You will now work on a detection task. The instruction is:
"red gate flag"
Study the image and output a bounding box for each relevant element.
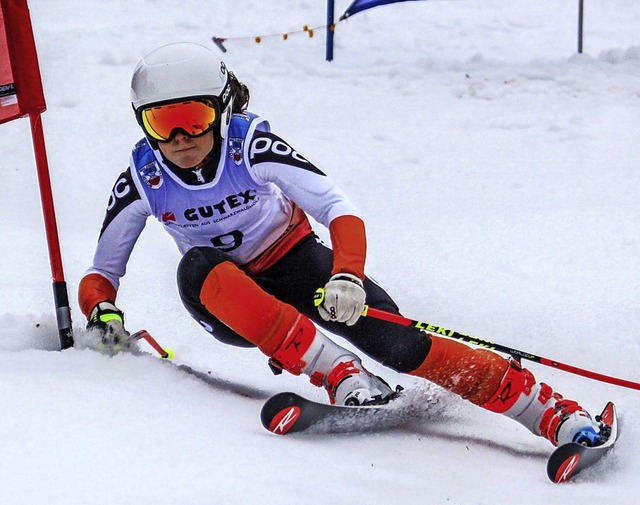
[0,0,74,349]
[0,0,45,125]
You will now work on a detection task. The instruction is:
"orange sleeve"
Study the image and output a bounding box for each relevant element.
[78,273,118,318]
[328,214,366,280]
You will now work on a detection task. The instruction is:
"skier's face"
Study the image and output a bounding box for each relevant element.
[157,131,214,169]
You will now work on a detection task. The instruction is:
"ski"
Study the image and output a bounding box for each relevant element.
[546,401,618,483]
[261,390,408,435]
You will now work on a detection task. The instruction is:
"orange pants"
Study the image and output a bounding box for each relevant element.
[199,261,303,357]
[410,335,509,406]
[200,260,510,406]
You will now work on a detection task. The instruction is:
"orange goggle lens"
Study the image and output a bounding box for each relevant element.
[139,98,219,142]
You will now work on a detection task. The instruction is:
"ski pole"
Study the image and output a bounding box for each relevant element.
[314,288,640,391]
[131,329,175,359]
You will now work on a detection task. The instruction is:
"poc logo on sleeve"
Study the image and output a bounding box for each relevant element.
[249,132,309,165]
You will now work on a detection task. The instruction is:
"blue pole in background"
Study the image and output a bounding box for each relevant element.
[326,0,335,61]
[577,0,584,53]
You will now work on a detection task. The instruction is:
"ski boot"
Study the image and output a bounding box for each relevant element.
[482,359,605,447]
[325,359,395,406]
[541,398,608,447]
[270,316,395,406]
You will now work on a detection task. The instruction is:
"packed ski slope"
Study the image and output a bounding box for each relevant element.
[1,0,639,503]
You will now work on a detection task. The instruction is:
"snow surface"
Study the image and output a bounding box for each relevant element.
[1,0,639,503]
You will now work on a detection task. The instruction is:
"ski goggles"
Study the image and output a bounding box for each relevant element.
[136,96,220,142]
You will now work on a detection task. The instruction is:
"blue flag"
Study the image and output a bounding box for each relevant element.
[340,0,426,20]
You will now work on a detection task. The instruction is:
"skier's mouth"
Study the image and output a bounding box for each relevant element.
[174,145,196,153]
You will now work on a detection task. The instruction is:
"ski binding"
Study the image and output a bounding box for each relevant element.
[547,401,618,483]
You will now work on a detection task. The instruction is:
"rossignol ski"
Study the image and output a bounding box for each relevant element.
[546,401,618,483]
[263,392,619,483]
[261,390,406,435]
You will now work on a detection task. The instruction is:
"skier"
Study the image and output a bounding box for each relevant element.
[79,42,605,448]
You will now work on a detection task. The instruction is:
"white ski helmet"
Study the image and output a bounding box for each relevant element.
[130,42,233,141]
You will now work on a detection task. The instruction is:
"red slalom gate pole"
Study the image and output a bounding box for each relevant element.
[29,111,73,349]
[362,306,640,391]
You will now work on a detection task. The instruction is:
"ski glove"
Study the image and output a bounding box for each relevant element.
[318,273,366,326]
[87,301,133,355]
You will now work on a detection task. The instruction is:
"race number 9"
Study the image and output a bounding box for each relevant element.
[210,230,244,252]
